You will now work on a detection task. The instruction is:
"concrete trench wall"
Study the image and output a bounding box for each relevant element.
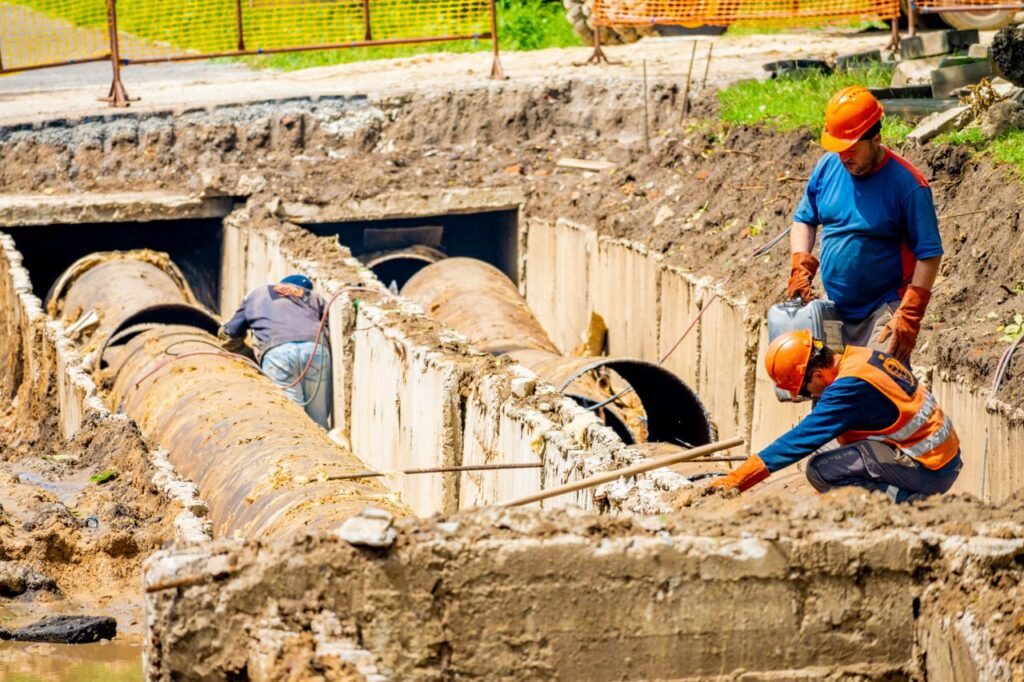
[223,208,689,516]
[0,230,211,545]
[522,217,1023,501]
[143,507,1024,681]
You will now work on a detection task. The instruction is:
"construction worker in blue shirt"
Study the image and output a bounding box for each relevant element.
[711,330,962,501]
[221,274,332,429]
[786,86,943,362]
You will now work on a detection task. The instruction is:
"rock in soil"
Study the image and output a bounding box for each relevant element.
[0,615,117,644]
[991,27,1024,87]
[0,562,58,597]
[980,100,1024,138]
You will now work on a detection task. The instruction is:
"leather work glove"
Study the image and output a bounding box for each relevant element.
[218,326,254,360]
[708,454,770,492]
[877,285,931,362]
[786,253,819,304]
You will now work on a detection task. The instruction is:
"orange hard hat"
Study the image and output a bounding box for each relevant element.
[821,85,884,153]
[764,330,815,399]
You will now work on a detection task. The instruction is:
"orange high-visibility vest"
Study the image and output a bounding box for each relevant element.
[835,347,960,470]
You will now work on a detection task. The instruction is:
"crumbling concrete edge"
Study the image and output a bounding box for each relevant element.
[0,231,213,545]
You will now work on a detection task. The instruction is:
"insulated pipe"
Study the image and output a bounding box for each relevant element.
[106,326,407,537]
[52,251,409,538]
[402,258,712,447]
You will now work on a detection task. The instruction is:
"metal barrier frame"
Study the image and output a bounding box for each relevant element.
[907,0,1024,35]
[0,0,506,106]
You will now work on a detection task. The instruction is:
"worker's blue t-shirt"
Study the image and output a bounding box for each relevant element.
[793,148,943,321]
[757,377,898,472]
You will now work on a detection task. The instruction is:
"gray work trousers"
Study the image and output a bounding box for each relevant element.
[806,440,962,503]
[842,300,899,353]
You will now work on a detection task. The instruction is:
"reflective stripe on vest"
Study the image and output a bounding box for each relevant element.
[837,347,959,470]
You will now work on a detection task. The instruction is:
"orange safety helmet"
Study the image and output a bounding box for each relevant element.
[821,85,884,153]
[764,330,816,399]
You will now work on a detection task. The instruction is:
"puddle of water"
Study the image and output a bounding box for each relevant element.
[14,470,90,508]
[0,640,143,681]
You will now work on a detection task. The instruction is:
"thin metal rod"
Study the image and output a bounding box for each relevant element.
[126,33,491,65]
[235,0,246,50]
[918,3,1023,10]
[678,40,698,124]
[328,462,543,481]
[362,0,372,40]
[489,0,506,78]
[701,41,713,89]
[497,436,745,507]
[104,0,132,107]
[642,59,650,152]
[0,55,111,75]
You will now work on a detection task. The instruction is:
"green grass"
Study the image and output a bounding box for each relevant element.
[718,68,1024,174]
[717,66,894,132]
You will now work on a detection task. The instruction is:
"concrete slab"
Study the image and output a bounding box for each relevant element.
[907,105,973,144]
[931,60,992,98]
[0,192,233,227]
[891,57,946,87]
[590,238,660,361]
[277,187,525,224]
[900,29,979,60]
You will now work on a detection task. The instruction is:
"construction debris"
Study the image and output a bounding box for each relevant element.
[980,101,1024,139]
[556,158,616,172]
[907,106,974,143]
[900,29,979,60]
[991,27,1024,88]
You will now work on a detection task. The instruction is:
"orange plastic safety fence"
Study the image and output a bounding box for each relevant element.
[593,0,899,27]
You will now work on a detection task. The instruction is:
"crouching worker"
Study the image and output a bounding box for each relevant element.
[712,330,962,502]
[220,274,333,429]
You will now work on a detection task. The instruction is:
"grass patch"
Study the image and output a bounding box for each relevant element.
[933,127,1024,177]
[717,66,894,132]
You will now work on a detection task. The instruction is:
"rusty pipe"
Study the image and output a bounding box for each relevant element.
[47,251,218,370]
[54,251,409,538]
[402,258,712,447]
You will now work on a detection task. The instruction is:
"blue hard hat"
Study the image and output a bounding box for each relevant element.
[281,274,313,290]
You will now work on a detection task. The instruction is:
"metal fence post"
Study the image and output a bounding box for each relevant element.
[489,0,507,79]
[362,0,373,40]
[235,0,246,50]
[102,0,134,106]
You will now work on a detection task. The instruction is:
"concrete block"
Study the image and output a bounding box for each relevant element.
[870,85,933,99]
[891,57,946,87]
[931,60,992,98]
[881,98,958,120]
[837,49,882,70]
[907,106,974,144]
[750,323,809,449]
[590,238,660,361]
[657,265,702,390]
[968,43,989,58]
[901,29,980,60]
[697,292,755,442]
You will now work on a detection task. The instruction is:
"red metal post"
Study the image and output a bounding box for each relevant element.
[235,0,246,50]
[363,0,373,41]
[489,0,506,79]
[102,0,135,107]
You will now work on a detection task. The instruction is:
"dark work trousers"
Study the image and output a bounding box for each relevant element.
[806,439,962,503]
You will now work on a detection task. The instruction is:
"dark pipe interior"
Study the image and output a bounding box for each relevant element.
[602,360,714,447]
[568,394,636,445]
[5,218,224,311]
[303,209,519,284]
[98,304,222,369]
[371,258,437,291]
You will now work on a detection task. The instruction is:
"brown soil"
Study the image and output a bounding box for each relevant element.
[0,411,178,634]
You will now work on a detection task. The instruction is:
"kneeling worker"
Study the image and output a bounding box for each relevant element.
[221,274,332,429]
[712,330,962,501]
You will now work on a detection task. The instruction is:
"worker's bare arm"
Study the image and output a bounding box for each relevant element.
[790,221,817,254]
[910,255,942,291]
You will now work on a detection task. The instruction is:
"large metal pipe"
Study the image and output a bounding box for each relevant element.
[53,251,409,538]
[402,258,712,447]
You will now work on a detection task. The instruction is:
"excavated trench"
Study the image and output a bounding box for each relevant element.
[0,80,1022,679]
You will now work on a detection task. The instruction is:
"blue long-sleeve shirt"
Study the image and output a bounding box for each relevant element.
[793,148,944,321]
[223,284,328,358]
[757,377,899,472]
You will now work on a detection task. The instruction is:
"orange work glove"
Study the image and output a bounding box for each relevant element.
[708,454,770,492]
[877,285,931,362]
[786,253,819,303]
